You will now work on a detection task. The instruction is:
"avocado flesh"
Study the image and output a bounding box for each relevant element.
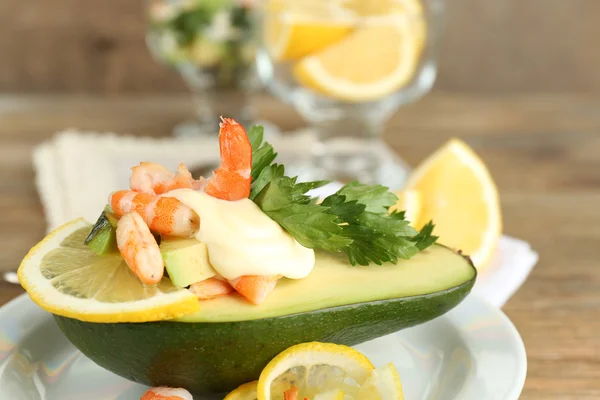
[84,210,118,255]
[160,238,216,288]
[53,245,476,394]
[179,244,474,322]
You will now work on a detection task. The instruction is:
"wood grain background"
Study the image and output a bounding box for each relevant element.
[1,0,600,93]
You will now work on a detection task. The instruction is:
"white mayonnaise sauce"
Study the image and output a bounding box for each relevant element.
[165,189,315,280]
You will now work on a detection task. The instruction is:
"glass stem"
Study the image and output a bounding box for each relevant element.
[311,116,384,184]
[307,114,411,188]
[178,65,255,134]
[188,86,254,127]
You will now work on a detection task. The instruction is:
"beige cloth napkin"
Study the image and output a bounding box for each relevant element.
[33,129,538,308]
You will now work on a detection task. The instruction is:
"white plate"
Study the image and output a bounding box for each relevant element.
[0,294,526,399]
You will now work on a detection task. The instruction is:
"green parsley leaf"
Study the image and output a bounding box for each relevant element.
[341,226,419,266]
[358,212,418,238]
[247,125,264,150]
[320,191,422,266]
[247,125,437,266]
[411,221,438,251]
[250,163,285,201]
[268,204,352,252]
[337,182,399,214]
[254,176,296,211]
[254,178,351,252]
[248,125,278,182]
[320,194,365,220]
[292,180,330,202]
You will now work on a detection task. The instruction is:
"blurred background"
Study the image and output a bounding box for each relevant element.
[1,0,599,94]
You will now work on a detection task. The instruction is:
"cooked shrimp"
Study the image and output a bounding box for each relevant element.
[174,163,206,191]
[204,117,252,201]
[116,212,164,285]
[284,386,299,400]
[201,117,282,304]
[229,275,281,305]
[189,277,234,300]
[110,190,199,237]
[140,386,193,400]
[130,162,205,195]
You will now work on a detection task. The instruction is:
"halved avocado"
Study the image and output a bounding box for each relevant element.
[54,245,476,395]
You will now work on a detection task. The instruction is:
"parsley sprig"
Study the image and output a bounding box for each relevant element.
[247,125,438,266]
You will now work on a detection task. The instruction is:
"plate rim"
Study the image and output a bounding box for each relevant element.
[1,293,527,399]
[443,294,528,400]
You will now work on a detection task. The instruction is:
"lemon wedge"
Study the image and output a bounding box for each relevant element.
[293,16,420,102]
[225,380,344,400]
[405,139,502,268]
[357,363,404,400]
[17,218,199,323]
[257,342,374,400]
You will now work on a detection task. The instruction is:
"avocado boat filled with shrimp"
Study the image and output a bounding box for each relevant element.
[19,118,476,394]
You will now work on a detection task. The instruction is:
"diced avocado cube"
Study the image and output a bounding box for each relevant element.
[103,205,119,227]
[85,208,118,255]
[160,239,216,288]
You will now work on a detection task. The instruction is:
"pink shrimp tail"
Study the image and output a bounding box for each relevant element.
[204,117,252,201]
[230,275,281,305]
[284,386,300,400]
[189,277,234,300]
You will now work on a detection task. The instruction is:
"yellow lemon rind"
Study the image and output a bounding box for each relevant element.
[17,218,200,323]
[257,342,375,400]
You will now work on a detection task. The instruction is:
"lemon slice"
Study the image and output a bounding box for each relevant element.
[390,189,421,226]
[394,0,427,54]
[18,218,199,323]
[257,342,374,400]
[264,1,355,61]
[343,0,427,61]
[224,381,343,400]
[356,363,404,400]
[293,16,420,102]
[405,139,502,268]
[313,389,345,400]
[225,381,258,400]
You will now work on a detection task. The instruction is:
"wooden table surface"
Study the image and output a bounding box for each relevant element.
[1,93,599,399]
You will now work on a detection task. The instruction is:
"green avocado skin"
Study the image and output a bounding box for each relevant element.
[53,278,474,395]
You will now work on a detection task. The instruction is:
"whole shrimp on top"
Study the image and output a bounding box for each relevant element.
[110,117,281,304]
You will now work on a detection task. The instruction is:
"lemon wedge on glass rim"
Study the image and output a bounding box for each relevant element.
[344,0,427,52]
[256,342,404,400]
[264,0,355,61]
[17,218,199,323]
[293,15,421,103]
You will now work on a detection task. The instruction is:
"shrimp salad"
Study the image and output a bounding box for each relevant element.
[88,117,315,306]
